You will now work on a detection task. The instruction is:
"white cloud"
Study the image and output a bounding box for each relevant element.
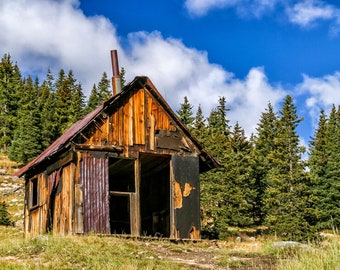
[298,72,340,126]
[184,0,283,18]
[124,31,286,137]
[184,0,340,31]
[0,0,121,94]
[287,0,335,27]
[0,0,287,138]
[184,0,239,16]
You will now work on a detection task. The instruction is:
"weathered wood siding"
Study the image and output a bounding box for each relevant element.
[24,163,77,237]
[85,88,185,156]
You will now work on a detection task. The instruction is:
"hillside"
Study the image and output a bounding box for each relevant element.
[0,154,24,227]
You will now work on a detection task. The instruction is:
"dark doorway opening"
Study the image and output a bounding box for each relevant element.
[109,194,131,234]
[109,157,135,234]
[140,154,170,237]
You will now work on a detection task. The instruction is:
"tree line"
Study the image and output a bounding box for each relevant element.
[0,54,117,164]
[0,53,338,241]
[178,94,340,241]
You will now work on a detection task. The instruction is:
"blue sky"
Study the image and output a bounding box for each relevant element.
[1,0,340,148]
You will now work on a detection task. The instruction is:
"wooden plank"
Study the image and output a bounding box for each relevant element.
[74,183,84,234]
[129,94,134,146]
[133,89,145,145]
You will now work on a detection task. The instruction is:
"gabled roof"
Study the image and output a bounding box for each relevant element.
[15,76,220,178]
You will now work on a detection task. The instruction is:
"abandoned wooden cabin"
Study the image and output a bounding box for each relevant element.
[15,50,220,239]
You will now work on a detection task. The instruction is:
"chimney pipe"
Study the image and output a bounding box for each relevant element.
[110,50,122,96]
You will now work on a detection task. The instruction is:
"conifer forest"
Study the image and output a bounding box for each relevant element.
[1,53,339,241]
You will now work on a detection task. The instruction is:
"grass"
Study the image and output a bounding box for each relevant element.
[0,227,195,269]
[276,240,340,270]
[1,154,340,269]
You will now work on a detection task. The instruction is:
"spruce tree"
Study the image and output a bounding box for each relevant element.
[85,84,100,114]
[0,200,11,226]
[68,71,85,125]
[253,102,278,224]
[315,106,340,230]
[97,72,112,103]
[0,54,22,152]
[308,110,328,229]
[8,76,42,163]
[192,104,206,143]
[263,95,314,240]
[177,96,194,128]
[39,78,58,149]
[200,97,231,238]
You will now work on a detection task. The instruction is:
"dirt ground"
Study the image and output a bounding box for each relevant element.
[137,239,277,269]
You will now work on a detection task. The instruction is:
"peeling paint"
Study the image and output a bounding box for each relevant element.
[189,225,200,239]
[174,181,182,209]
[183,183,195,197]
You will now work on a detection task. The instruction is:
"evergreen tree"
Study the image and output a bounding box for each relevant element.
[97,72,112,103]
[68,71,85,125]
[308,110,328,229]
[0,54,22,151]
[120,67,126,87]
[177,96,194,128]
[263,95,314,241]
[8,76,42,163]
[85,84,100,113]
[39,78,58,149]
[192,104,206,142]
[220,123,256,229]
[55,69,71,134]
[253,102,278,224]
[55,69,84,134]
[312,106,340,230]
[0,200,11,226]
[200,97,231,238]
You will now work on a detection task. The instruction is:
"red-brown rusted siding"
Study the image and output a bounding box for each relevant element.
[80,155,110,234]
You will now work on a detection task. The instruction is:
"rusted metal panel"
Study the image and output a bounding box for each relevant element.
[80,155,110,234]
[172,155,200,239]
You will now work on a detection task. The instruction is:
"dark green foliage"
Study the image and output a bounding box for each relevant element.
[200,98,257,239]
[177,96,194,129]
[262,95,314,241]
[85,72,112,114]
[8,76,43,163]
[309,107,340,231]
[97,72,112,103]
[0,201,11,226]
[0,54,22,152]
[253,103,278,224]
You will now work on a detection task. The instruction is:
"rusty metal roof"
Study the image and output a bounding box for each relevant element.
[15,76,220,178]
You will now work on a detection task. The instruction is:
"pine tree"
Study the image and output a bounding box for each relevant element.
[263,95,314,241]
[0,54,22,152]
[68,71,85,125]
[221,123,256,228]
[0,200,11,226]
[97,72,112,103]
[177,96,194,128]
[313,106,340,230]
[85,84,100,113]
[8,76,42,163]
[192,104,206,143]
[39,77,58,149]
[308,110,328,229]
[253,102,278,224]
[120,67,126,87]
[200,97,231,238]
